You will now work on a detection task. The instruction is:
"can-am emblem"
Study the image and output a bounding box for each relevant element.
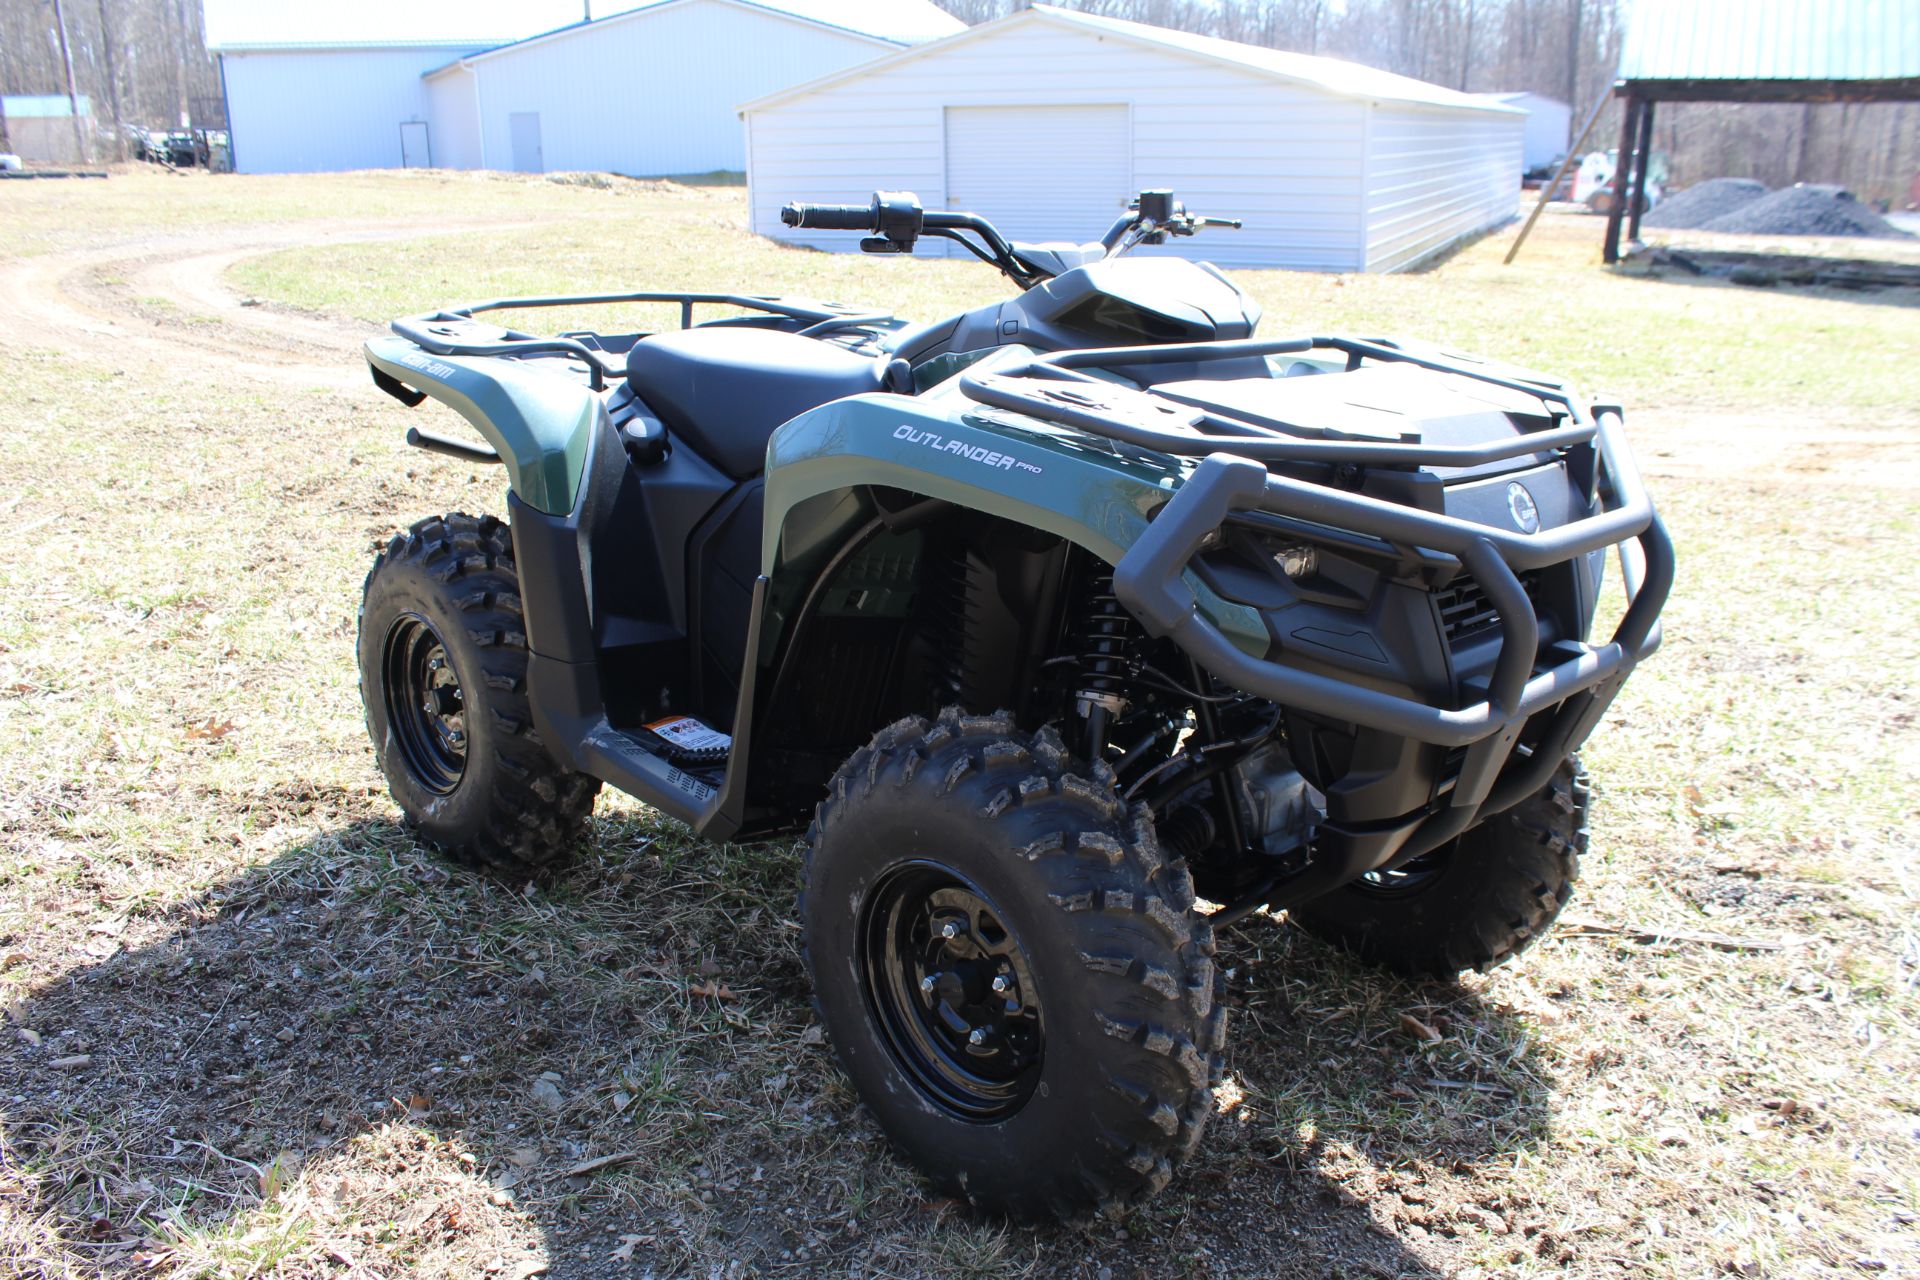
[1507,481,1541,533]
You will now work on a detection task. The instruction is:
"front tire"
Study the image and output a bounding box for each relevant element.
[358,513,600,875]
[1287,757,1588,979]
[802,708,1224,1220]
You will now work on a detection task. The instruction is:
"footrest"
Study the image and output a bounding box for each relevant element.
[575,722,726,823]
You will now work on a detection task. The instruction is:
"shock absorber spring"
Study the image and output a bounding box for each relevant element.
[1075,571,1133,722]
[1155,803,1218,860]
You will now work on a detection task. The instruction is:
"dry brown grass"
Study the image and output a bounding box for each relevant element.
[1,172,1916,1278]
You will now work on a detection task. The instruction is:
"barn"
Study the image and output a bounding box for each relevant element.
[742,6,1526,273]
[204,0,961,176]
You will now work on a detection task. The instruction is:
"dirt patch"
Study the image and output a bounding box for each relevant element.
[541,173,704,196]
[1628,407,1920,488]
[0,218,547,390]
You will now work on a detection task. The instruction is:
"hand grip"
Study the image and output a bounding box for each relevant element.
[780,201,875,231]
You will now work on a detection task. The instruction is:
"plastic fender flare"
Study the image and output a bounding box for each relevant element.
[364,337,600,516]
[758,393,1270,658]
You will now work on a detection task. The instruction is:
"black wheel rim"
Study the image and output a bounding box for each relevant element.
[382,613,468,795]
[859,861,1044,1122]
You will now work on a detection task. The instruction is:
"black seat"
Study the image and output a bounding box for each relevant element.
[625,327,889,478]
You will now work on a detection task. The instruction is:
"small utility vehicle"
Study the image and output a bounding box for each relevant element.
[358,190,1670,1218]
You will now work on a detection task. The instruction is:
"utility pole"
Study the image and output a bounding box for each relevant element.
[50,0,90,163]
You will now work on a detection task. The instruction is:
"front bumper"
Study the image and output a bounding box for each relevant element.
[961,335,1672,897]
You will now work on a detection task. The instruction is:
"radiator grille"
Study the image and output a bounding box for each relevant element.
[1434,571,1541,644]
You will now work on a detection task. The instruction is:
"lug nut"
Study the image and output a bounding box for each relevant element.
[940,921,959,940]
[967,1028,987,1046]
[920,975,937,995]
[991,975,1010,994]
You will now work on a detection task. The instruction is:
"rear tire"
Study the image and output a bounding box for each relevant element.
[801,708,1224,1220]
[358,513,600,876]
[1286,757,1587,979]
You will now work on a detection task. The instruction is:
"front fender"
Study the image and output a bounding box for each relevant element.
[365,337,599,516]
[760,391,1268,657]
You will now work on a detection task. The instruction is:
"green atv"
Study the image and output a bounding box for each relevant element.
[358,190,1671,1218]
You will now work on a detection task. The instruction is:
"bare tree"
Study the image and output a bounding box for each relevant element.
[94,0,124,155]
[0,0,221,138]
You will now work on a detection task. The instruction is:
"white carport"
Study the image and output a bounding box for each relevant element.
[742,6,1526,272]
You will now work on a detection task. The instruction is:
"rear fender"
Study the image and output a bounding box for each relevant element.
[365,337,600,516]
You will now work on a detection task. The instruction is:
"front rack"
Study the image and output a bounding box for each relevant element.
[958,334,1673,841]
[959,334,1595,467]
[390,290,889,391]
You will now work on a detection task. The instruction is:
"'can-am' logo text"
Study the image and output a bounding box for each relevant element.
[397,351,457,380]
[894,425,1043,475]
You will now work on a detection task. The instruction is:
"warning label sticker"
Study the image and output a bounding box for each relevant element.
[645,716,732,754]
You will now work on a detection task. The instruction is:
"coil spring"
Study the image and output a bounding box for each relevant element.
[1156,804,1217,860]
[1077,572,1133,709]
[935,550,969,703]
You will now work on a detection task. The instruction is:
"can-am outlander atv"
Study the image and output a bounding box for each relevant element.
[358,190,1671,1218]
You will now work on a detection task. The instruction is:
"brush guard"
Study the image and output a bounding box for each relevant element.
[959,336,1673,905]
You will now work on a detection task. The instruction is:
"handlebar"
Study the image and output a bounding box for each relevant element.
[1102,192,1243,251]
[779,188,1240,288]
[780,201,874,231]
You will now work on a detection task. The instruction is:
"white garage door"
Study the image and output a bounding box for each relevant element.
[943,104,1132,254]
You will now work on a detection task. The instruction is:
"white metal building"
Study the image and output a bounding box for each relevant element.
[204,1,548,174]
[743,6,1527,273]
[424,0,959,174]
[1474,91,1572,171]
[203,0,961,176]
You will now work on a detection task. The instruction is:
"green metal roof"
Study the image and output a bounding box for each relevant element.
[1620,0,1920,82]
[2,94,91,118]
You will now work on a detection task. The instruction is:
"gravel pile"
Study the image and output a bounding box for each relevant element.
[1700,183,1912,239]
[1642,178,1769,229]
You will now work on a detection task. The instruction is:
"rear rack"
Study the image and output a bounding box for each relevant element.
[959,334,1673,831]
[390,290,889,391]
